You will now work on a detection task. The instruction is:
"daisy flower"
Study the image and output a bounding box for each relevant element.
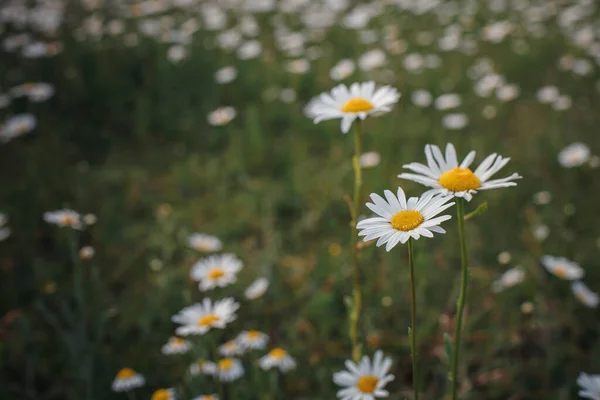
[398,143,522,201]
[259,348,297,372]
[356,188,454,252]
[0,113,37,143]
[236,330,269,350]
[577,373,600,399]
[161,336,191,355]
[491,267,525,293]
[192,395,219,400]
[333,350,394,399]
[111,368,145,392]
[244,277,269,300]
[190,254,243,291]
[172,298,239,336]
[187,233,223,252]
[189,359,217,376]
[558,142,590,168]
[219,340,245,357]
[216,358,244,382]
[572,281,599,308]
[151,388,176,400]
[43,209,83,229]
[541,255,584,280]
[306,81,400,133]
[208,106,236,126]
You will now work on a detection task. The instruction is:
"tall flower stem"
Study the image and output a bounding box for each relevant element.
[451,198,469,400]
[407,238,419,400]
[349,119,364,362]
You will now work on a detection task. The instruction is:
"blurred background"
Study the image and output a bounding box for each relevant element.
[1,0,600,399]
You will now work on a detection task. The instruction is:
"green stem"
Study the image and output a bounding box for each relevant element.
[349,120,364,362]
[408,238,419,400]
[211,340,225,400]
[451,198,469,400]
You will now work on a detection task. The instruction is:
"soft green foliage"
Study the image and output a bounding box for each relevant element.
[1,1,600,399]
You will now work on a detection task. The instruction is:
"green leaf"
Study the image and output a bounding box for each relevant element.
[444,333,454,362]
[464,201,488,220]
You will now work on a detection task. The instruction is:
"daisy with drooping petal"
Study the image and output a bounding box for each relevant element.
[259,348,296,372]
[541,255,584,280]
[572,281,599,308]
[356,188,454,252]
[43,210,83,229]
[333,350,394,399]
[190,254,243,291]
[161,336,191,355]
[244,277,269,300]
[111,368,145,392]
[236,330,269,350]
[577,373,600,399]
[189,359,217,376]
[187,233,223,252]
[306,81,400,133]
[151,388,176,400]
[219,340,245,357]
[172,298,239,336]
[192,395,219,400]
[398,143,522,201]
[216,358,244,382]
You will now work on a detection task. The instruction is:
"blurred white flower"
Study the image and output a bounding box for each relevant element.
[496,84,520,102]
[162,337,191,355]
[187,233,223,252]
[44,210,82,229]
[219,340,245,357]
[208,107,236,126]
[358,49,386,71]
[216,358,244,382]
[237,40,262,60]
[259,348,296,372]
[558,142,590,168]
[403,53,424,72]
[286,58,310,74]
[533,224,550,241]
[572,282,599,308]
[172,298,239,336]
[236,330,269,350]
[189,359,217,376]
[111,368,145,392]
[190,254,243,291]
[491,267,525,293]
[79,246,95,260]
[215,66,237,84]
[541,255,584,280]
[442,113,469,130]
[279,88,296,103]
[577,373,600,400]
[536,86,559,103]
[330,59,355,81]
[333,350,394,398]
[167,45,187,63]
[434,93,461,110]
[245,277,269,300]
[217,29,242,51]
[552,95,572,111]
[359,152,380,168]
[533,191,552,205]
[0,114,37,143]
[411,90,432,107]
[497,251,511,264]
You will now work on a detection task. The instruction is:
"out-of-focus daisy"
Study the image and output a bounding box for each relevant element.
[215,66,237,84]
[359,152,381,168]
[190,253,243,291]
[286,58,310,74]
[358,49,386,71]
[187,233,223,252]
[208,106,236,126]
[577,373,600,399]
[306,81,400,133]
[441,113,469,130]
[333,350,394,399]
[356,188,454,251]
[161,336,191,355]
[79,246,95,260]
[172,298,239,336]
[192,395,219,400]
[541,255,584,280]
[167,45,187,63]
[111,368,145,392]
[189,359,217,376]
[496,84,520,102]
[411,90,432,107]
[151,388,176,400]
[237,40,262,60]
[398,143,522,201]
[216,358,244,382]
[572,282,599,308]
[536,86,559,103]
[245,277,269,299]
[533,224,550,241]
[552,95,572,111]
[491,267,525,293]
[236,330,269,350]
[330,59,355,81]
[259,348,296,372]
[533,191,552,205]
[0,113,37,143]
[43,210,83,229]
[434,93,461,110]
[219,340,245,357]
[558,143,590,168]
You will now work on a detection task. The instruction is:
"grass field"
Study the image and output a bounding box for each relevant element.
[2,0,600,399]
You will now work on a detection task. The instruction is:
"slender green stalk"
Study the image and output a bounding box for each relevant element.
[349,120,364,362]
[451,198,469,400]
[407,238,419,400]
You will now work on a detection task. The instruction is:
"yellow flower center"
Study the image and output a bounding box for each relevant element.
[172,337,185,345]
[390,210,424,231]
[60,215,76,226]
[553,266,569,279]
[205,396,215,400]
[208,268,225,279]
[341,97,374,113]
[247,330,261,339]
[197,314,220,327]
[438,167,481,192]
[269,348,287,359]
[224,340,236,349]
[357,375,379,393]
[116,368,136,379]
[151,389,171,400]
[218,358,234,370]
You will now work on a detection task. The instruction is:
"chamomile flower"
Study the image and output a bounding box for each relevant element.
[189,359,217,376]
[111,368,145,392]
[151,388,175,400]
[161,336,191,355]
[333,350,394,399]
[244,277,269,299]
[187,233,223,252]
[259,348,297,372]
[359,152,381,168]
[172,298,239,336]
[398,143,522,201]
[558,143,590,168]
[216,358,244,382]
[236,330,269,350]
[572,281,599,308]
[541,255,584,280]
[190,253,243,291]
[491,267,525,293]
[577,373,600,399]
[356,188,454,251]
[208,106,236,126]
[306,82,400,133]
[0,113,37,143]
[43,210,83,229]
[219,340,245,357]
[192,395,219,400]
